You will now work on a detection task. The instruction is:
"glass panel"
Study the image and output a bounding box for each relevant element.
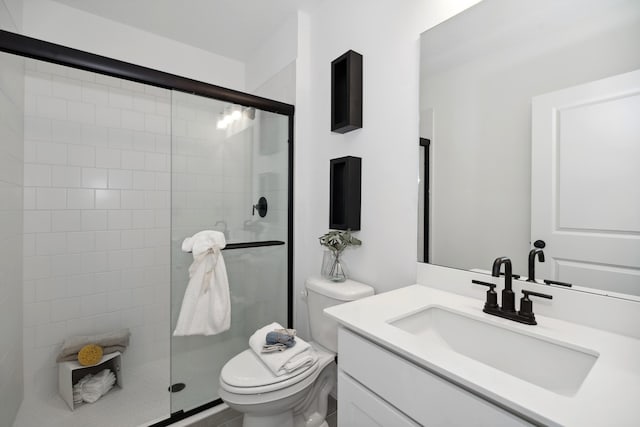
[170,91,289,413]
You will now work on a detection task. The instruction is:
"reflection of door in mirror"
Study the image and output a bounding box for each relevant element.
[531,70,640,296]
[418,137,431,263]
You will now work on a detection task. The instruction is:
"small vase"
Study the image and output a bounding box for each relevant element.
[321,250,347,282]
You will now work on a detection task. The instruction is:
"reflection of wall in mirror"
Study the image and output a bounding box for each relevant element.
[419,0,640,282]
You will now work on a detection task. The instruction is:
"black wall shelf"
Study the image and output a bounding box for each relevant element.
[330,156,361,230]
[331,50,362,133]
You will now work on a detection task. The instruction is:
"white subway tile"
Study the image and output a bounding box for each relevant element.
[155,246,170,266]
[121,190,146,209]
[25,70,52,96]
[132,131,156,152]
[108,249,132,270]
[67,144,95,167]
[50,297,82,322]
[50,253,78,277]
[132,171,156,190]
[120,80,147,94]
[65,317,97,338]
[109,87,133,109]
[94,230,120,251]
[94,74,122,89]
[36,60,67,77]
[35,320,67,347]
[155,172,170,190]
[144,152,168,171]
[144,229,167,248]
[66,273,96,297]
[67,101,95,124]
[35,142,67,165]
[145,114,169,134]
[51,211,81,232]
[132,248,156,267]
[67,188,94,209]
[81,210,107,231]
[132,93,156,114]
[108,210,132,230]
[95,189,121,209]
[81,251,108,274]
[81,293,108,317]
[23,279,36,304]
[23,187,36,209]
[145,85,169,98]
[120,307,145,327]
[51,120,82,144]
[155,210,170,228]
[66,67,96,83]
[24,94,36,115]
[36,96,67,120]
[108,169,132,189]
[24,140,37,163]
[132,210,155,229]
[51,165,81,188]
[121,109,145,131]
[95,105,121,127]
[121,150,145,170]
[81,167,108,189]
[108,128,133,151]
[81,124,108,147]
[67,231,95,252]
[94,270,121,293]
[107,289,132,311]
[121,268,145,288]
[144,191,169,209]
[35,232,67,255]
[52,76,82,101]
[23,301,51,327]
[155,134,171,154]
[23,255,51,280]
[24,164,51,187]
[120,229,145,249]
[24,211,51,233]
[82,81,109,105]
[36,188,67,209]
[34,276,66,302]
[95,148,121,169]
[156,100,170,117]
[90,312,122,333]
[23,233,36,257]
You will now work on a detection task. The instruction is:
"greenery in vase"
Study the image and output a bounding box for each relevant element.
[318,229,362,255]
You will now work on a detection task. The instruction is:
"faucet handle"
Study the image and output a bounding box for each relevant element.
[472,280,499,310]
[518,290,553,324]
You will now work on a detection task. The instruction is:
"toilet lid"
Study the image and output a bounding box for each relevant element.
[220,348,317,390]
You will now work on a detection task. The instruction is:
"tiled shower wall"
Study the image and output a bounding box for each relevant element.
[22,59,171,398]
[0,49,24,425]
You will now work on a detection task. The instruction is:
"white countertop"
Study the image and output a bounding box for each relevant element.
[324,284,640,426]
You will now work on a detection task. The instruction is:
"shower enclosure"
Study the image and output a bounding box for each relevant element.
[1,30,293,427]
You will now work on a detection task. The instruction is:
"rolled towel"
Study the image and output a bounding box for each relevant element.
[249,322,317,376]
[73,369,116,404]
[266,331,296,348]
[56,329,130,362]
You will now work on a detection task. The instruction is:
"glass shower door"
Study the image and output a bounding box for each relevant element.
[170,91,289,413]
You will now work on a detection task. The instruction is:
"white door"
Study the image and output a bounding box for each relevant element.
[531,69,640,296]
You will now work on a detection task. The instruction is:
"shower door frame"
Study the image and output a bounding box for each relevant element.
[0,29,295,426]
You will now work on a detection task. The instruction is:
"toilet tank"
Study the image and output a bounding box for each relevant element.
[306,277,374,352]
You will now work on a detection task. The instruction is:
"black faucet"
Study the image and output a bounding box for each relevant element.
[492,256,515,313]
[472,256,553,325]
[527,249,545,282]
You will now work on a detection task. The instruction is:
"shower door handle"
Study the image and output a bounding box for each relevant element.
[252,197,268,217]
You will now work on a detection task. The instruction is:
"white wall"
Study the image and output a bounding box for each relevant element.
[293,0,481,336]
[21,0,246,92]
[0,1,23,424]
[22,59,171,399]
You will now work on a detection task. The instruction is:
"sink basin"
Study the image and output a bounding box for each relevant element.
[388,306,598,396]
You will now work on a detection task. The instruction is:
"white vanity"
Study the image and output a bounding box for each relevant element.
[325,278,640,426]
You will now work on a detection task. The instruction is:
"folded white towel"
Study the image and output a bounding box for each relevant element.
[73,369,116,404]
[174,230,231,336]
[249,322,318,376]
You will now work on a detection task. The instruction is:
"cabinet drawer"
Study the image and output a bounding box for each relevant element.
[338,371,419,427]
[338,328,533,426]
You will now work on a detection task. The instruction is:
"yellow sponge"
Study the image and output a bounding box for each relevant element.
[78,344,103,366]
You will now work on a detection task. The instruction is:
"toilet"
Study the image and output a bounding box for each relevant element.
[218,277,374,427]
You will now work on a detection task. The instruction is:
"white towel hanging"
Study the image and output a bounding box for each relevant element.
[173,230,231,336]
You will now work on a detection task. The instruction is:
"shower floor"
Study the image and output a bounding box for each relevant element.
[13,358,170,427]
[12,336,245,427]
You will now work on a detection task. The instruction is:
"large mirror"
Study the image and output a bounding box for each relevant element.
[419,0,640,297]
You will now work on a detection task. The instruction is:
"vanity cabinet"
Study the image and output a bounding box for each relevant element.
[337,328,534,427]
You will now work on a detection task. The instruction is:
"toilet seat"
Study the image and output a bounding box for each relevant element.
[220,348,319,394]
